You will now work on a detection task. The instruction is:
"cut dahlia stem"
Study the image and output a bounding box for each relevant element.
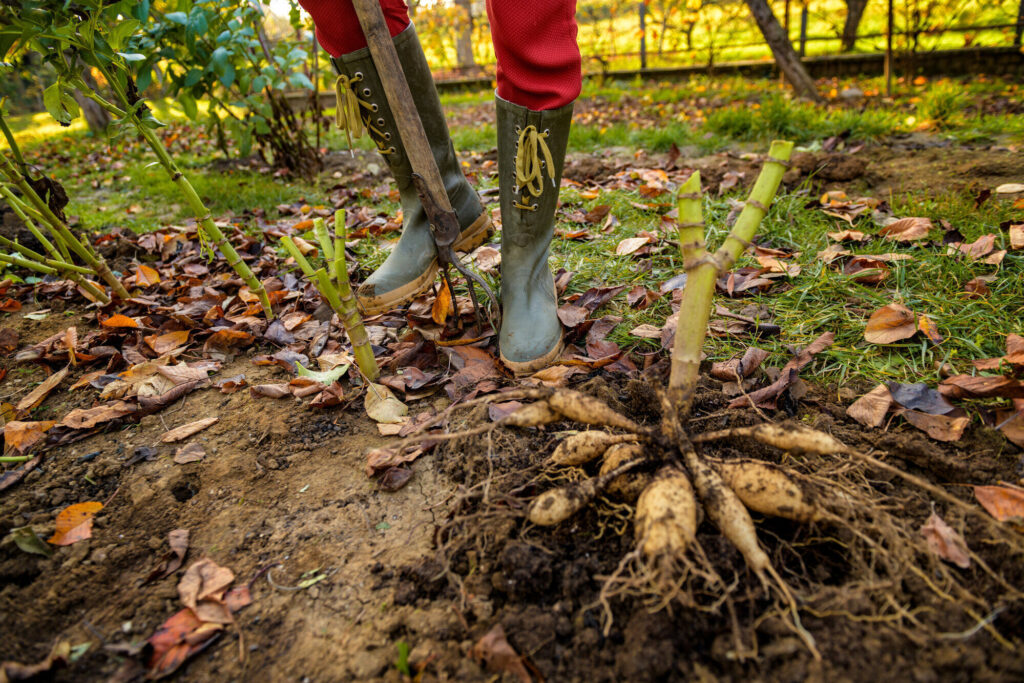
[668,141,794,418]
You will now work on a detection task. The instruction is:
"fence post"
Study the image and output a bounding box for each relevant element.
[885,0,893,96]
[798,2,808,57]
[639,1,647,70]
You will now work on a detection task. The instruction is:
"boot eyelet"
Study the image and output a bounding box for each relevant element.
[371,104,379,112]
[384,132,392,140]
[543,128,550,135]
[377,117,385,126]
[354,71,363,79]
[362,88,371,96]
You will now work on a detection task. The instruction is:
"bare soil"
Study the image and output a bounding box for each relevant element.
[2,140,1023,681]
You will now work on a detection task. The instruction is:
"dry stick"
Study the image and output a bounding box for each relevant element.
[0,153,130,300]
[669,141,795,418]
[72,85,273,318]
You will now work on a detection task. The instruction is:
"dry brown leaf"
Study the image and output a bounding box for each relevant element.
[710,347,769,381]
[161,417,219,443]
[3,420,56,453]
[469,623,531,683]
[615,236,651,256]
[864,304,917,344]
[827,229,869,242]
[144,529,190,584]
[973,485,1024,523]
[364,383,408,424]
[847,384,893,427]
[145,330,190,355]
[816,244,851,264]
[526,364,580,387]
[952,233,996,260]
[1008,224,1024,250]
[903,410,969,442]
[178,558,235,611]
[938,375,1024,399]
[473,245,501,273]
[879,217,932,242]
[994,183,1024,194]
[60,401,136,429]
[48,501,103,546]
[15,366,69,414]
[174,443,207,464]
[921,511,970,568]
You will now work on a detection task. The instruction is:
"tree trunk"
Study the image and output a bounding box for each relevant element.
[744,0,822,102]
[74,67,111,134]
[841,0,869,52]
[453,0,477,72]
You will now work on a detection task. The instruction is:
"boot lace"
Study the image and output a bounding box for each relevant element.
[513,125,555,211]
[334,73,397,156]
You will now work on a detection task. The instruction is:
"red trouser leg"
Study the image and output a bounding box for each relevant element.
[485,0,581,111]
[297,0,410,57]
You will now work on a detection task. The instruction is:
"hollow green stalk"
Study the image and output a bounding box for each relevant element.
[280,236,316,277]
[0,153,129,299]
[70,78,273,318]
[0,455,32,463]
[669,141,794,417]
[0,252,59,275]
[314,267,379,382]
[0,184,109,302]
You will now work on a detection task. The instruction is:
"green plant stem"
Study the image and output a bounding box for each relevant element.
[280,236,316,277]
[0,184,110,302]
[314,267,379,382]
[0,455,31,463]
[669,141,794,417]
[0,253,58,275]
[0,111,27,172]
[74,77,274,318]
[313,218,335,266]
[0,153,129,299]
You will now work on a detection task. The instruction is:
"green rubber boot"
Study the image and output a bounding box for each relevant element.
[331,25,491,315]
[496,96,574,374]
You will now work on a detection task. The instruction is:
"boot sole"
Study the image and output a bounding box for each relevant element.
[500,337,565,376]
[356,210,492,315]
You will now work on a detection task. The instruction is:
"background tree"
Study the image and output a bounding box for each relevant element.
[744,0,822,101]
[452,0,478,72]
[841,0,870,51]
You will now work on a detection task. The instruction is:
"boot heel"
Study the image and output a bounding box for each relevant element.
[452,211,493,252]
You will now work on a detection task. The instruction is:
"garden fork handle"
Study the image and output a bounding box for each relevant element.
[351,0,451,214]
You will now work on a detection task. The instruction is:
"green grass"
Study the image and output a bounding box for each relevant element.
[4,75,1023,393]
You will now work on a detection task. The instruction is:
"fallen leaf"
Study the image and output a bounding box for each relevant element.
[174,443,207,464]
[887,382,957,414]
[9,525,54,557]
[365,383,408,423]
[0,327,17,353]
[629,323,663,339]
[973,485,1024,523]
[145,608,220,678]
[921,512,970,568]
[469,623,531,683]
[615,236,651,255]
[100,313,140,328]
[864,303,917,344]
[827,229,869,242]
[917,314,943,345]
[178,558,235,611]
[710,347,769,381]
[145,330,190,355]
[843,256,889,284]
[3,420,56,453]
[728,332,834,409]
[994,183,1024,194]
[902,410,969,442]
[378,466,413,491]
[847,384,893,427]
[938,375,1024,399]
[431,281,453,325]
[0,640,71,680]
[556,304,588,328]
[135,264,161,286]
[15,366,70,416]
[879,217,932,242]
[1008,224,1023,250]
[48,501,103,546]
[250,383,291,399]
[144,529,190,584]
[527,364,580,387]
[161,417,219,443]
[951,233,996,260]
[963,277,992,298]
[473,245,501,273]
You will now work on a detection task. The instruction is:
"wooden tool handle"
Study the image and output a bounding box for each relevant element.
[351,0,453,213]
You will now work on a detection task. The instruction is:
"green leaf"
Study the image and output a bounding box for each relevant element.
[179,92,198,120]
[183,68,202,87]
[165,12,188,25]
[117,52,146,62]
[288,72,314,90]
[42,82,73,125]
[9,526,54,557]
[295,361,349,386]
[132,0,151,23]
[107,18,140,51]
